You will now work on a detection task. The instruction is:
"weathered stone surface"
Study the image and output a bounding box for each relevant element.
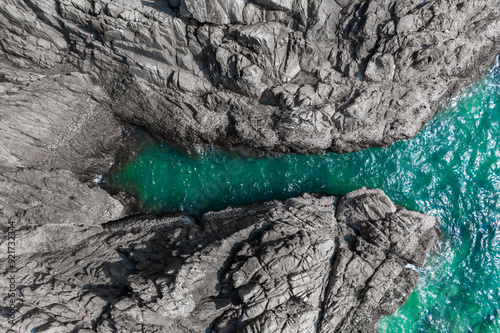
[0,191,439,333]
[1,0,498,153]
[0,62,122,179]
[0,59,126,253]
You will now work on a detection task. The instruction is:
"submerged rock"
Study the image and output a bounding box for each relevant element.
[0,0,498,153]
[0,190,439,332]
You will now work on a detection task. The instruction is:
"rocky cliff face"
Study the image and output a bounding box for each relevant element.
[1,190,439,333]
[0,0,489,332]
[1,0,498,153]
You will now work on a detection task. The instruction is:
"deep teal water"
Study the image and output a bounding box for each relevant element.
[103,58,500,332]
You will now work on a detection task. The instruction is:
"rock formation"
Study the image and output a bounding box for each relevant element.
[1,0,493,331]
[1,0,498,153]
[1,190,439,332]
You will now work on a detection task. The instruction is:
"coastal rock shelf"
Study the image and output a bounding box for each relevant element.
[1,190,439,333]
[0,0,498,153]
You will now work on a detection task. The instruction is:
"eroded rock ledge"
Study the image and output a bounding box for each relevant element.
[1,0,499,153]
[1,189,439,333]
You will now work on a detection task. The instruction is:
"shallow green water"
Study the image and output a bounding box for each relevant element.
[104,58,500,332]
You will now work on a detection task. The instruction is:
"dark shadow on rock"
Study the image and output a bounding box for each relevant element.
[141,0,180,18]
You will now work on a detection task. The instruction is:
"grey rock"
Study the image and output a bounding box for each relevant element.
[0,60,126,250]
[0,63,122,179]
[0,191,439,333]
[1,0,498,153]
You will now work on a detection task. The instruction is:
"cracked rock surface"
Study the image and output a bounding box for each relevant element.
[1,191,439,333]
[1,0,499,153]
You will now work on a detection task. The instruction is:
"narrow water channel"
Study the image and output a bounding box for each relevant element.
[103,59,500,332]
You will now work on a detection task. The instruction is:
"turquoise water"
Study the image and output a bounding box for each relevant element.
[103,58,500,332]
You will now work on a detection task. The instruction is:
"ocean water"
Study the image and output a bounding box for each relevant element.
[103,58,500,332]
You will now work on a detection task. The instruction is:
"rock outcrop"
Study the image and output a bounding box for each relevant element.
[0,190,439,333]
[1,0,499,153]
